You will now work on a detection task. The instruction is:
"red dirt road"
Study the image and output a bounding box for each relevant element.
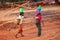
[0,6,60,40]
[0,21,60,40]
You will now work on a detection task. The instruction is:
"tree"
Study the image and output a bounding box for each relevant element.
[0,0,7,6]
[55,0,59,4]
[31,0,40,2]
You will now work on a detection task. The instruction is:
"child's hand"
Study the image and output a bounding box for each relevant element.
[17,19,20,25]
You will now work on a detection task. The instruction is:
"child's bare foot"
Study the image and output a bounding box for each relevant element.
[21,35,24,37]
[15,34,24,38]
[15,34,19,38]
[38,34,41,37]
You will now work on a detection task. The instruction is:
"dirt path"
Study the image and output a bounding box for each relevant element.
[0,21,60,40]
[0,6,60,40]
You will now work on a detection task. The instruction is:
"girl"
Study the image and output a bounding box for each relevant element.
[35,5,42,37]
[16,7,24,38]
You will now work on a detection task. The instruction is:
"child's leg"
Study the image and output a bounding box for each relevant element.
[36,23,41,36]
[16,24,24,38]
[18,24,22,33]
